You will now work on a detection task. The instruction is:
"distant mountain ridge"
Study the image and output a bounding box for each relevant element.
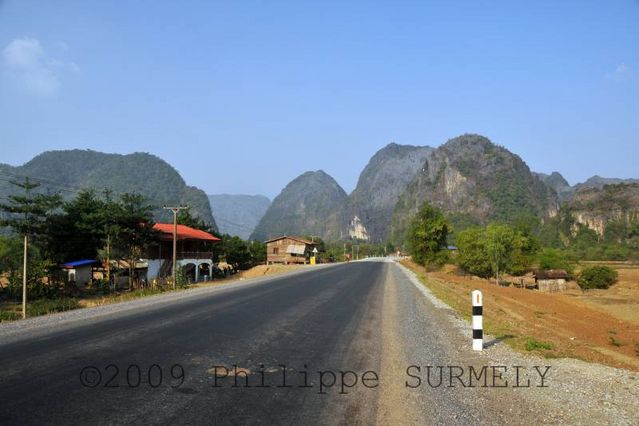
[535,172,639,202]
[4,143,637,245]
[248,135,639,244]
[208,194,271,240]
[0,149,217,229]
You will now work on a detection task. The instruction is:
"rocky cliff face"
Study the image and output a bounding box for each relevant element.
[250,170,347,241]
[0,150,217,229]
[345,143,433,242]
[565,183,639,237]
[389,134,558,243]
[208,194,271,239]
[536,171,573,202]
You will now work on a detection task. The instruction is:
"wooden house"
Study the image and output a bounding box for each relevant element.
[265,236,316,265]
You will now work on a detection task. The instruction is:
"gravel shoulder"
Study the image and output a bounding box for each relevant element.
[393,260,639,425]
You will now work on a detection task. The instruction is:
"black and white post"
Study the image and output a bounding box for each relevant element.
[472,290,483,351]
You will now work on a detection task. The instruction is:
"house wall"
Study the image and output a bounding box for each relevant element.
[146,258,213,282]
[266,238,310,265]
[538,278,566,293]
[67,266,92,286]
[147,260,162,280]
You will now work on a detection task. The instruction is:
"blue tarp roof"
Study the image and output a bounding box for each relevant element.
[62,259,98,268]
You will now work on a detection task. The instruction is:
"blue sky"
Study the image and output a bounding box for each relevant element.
[1,0,637,199]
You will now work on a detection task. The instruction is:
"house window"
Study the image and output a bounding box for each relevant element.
[272,247,279,254]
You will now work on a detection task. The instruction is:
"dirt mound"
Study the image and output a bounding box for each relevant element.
[240,264,303,279]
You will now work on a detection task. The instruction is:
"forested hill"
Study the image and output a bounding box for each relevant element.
[250,170,347,241]
[389,134,558,243]
[0,150,217,229]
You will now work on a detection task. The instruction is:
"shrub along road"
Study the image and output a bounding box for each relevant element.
[0,260,636,424]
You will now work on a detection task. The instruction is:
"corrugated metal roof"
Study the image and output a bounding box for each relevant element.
[62,259,98,269]
[264,235,315,245]
[154,223,220,241]
[286,244,306,255]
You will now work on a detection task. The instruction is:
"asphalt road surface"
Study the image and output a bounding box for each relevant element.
[0,261,558,425]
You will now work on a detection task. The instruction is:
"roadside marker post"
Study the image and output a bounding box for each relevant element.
[472,290,483,351]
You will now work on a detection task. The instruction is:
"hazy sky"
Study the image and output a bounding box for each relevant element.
[1,1,637,199]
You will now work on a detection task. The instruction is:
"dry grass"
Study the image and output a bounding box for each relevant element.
[401,259,639,371]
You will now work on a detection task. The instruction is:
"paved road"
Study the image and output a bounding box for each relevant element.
[0,261,546,425]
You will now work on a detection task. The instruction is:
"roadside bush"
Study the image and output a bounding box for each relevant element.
[525,337,553,351]
[88,279,111,294]
[27,298,80,317]
[0,310,21,322]
[577,266,618,290]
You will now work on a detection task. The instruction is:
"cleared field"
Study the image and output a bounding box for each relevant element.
[401,260,639,371]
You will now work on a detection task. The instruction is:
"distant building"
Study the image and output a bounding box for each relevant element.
[265,236,316,265]
[534,269,568,292]
[145,223,220,282]
[61,259,98,286]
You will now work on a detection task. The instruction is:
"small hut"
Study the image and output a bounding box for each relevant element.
[265,236,316,265]
[534,269,568,292]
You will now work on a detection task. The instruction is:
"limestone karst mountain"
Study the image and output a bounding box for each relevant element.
[0,150,217,229]
[250,170,347,241]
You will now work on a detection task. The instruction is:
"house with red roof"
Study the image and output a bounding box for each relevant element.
[144,223,220,283]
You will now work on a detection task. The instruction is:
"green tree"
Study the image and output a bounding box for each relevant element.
[457,223,537,283]
[44,190,108,262]
[537,248,574,275]
[0,236,24,298]
[177,208,216,234]
[0,178,62,242]
[248,240,266,265]
[405,202,450,268]
[456,227,492,279]
[110,193,158,289]
[0,178,62,313]
[485,223,531,283]
[220,235,252,270]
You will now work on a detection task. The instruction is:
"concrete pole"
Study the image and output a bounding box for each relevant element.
[22,234,27,319]
[172,211,177,289]
[163,206,187,290]
[472,290,483,351]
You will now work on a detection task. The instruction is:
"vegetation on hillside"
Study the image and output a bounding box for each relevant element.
[0,149,217,229]
[405,202,450,268]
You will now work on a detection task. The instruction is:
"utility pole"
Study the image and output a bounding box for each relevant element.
[106,234,111,282]
[22,234,27,319]
[343,243,346,262]
[163,206,187,289]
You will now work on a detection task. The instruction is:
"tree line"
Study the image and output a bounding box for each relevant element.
[405,201,621,290]
[0,179,266,305]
